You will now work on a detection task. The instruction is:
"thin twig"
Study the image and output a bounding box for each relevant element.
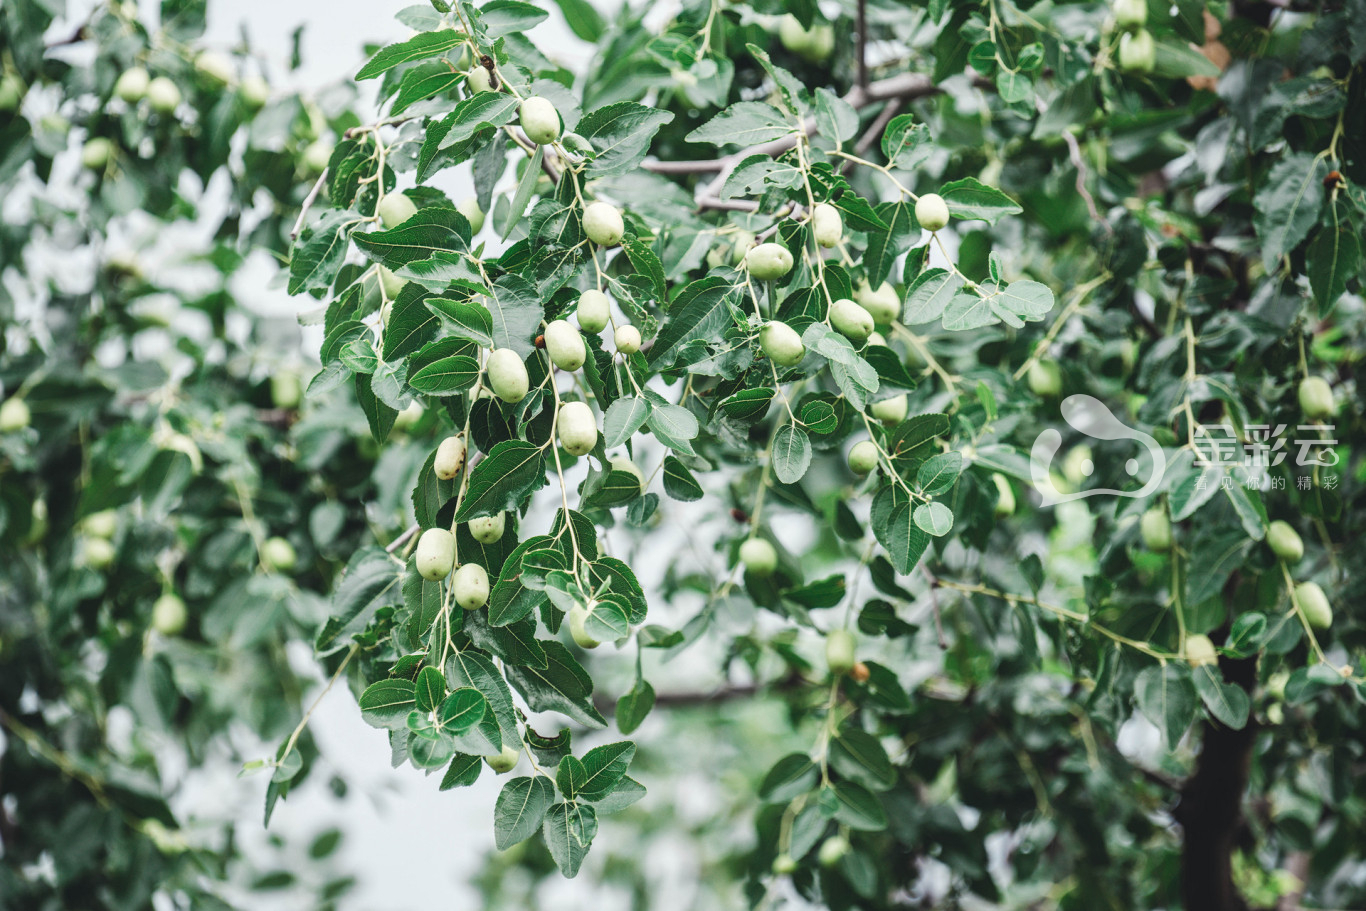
[386,522,420,554]
[844,99,902,176]
[291,168,329,241]
[921,564,949,649]
[855,0,870,89]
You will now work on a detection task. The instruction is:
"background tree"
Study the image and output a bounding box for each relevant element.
[4,0,1366,908]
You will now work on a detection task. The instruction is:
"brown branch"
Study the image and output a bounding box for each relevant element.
[290,168,329,241]
[844,99,902,176]
[1276,852,1311,911]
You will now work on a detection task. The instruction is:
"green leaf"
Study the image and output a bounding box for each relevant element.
[721,154,804,199]
[647,403,700,454]
[615,679,654,734]
[582,594,631,642]
[437,687,488,734]
[435,92,521,148]
[827,780,888,831]
[358,679,415,729]
[874,500,930,575]
[1253,153,1326,269]
[486,275,546,358]
[408,354,480,394]
[662,456,703,501]
[863,200,914,287]
[414,665,446,713]
[454,440,547,521]
[382,283,439,360]
[289,210,357,295]
[720,387,774,422]
[603,396,651,448]
[501,146,544,239]
[1192,664,1251,730]
[1134,663,1198,745]
[772,424,812,484]
[353,207,471,269]
[504,640,608,728]
[647,277,737,369]
[881,114,934,171]
[480,0,549,37]
[916,452,962,495]
[686,101,794,147]
[577,102,675,177]
[493,776,555,850]
[830,727,897,791]
[427,297,495,348]
[938,177,1023,225]
[542,802,597,877]
[316,548,404,654]
[1151,38,1223,78]
[439,754,484,790]
[549,0,605,41]
[913,501,953,536]
[1307,223,1362,314]
[356,29,464,80]
[903,268,963,325]
[814,87,858,149]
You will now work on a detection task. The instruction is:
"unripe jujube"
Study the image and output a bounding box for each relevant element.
[486,349,530,403]
[1294,581,1332,629]
[577,289,610,333]
[467,67,493,93]
[415,528,456,581]
[1028,360,1062,397]
[830,298,875,341]
[545,319,587,371]
[434,436,467,480]
[760,321,805,367]
[1266,520,1303,563]
[614,325,641,355]
[739,538,777,577]
[1113,0,1148,29]
[855,280,902,325]
[1185,634,1218,667]
[870,394,908,425]
[453,562,490,610]
[568,605,601,649]
[826,628,857,675]
[0,397,30,432]
[469,513,506,544]
[812,203,843,248]
[557,401,598,456]
[378,192,418,228]
[82,138,114,171]
[486,744,520,773]
[1298,377,1335,420]
[114,66,150,103]
[152,593,187,636]
[583,202,625,247]
[519,96,561,145]
[848,440,879,475]
[1140,507,1172,551]
[1118,29,1156,73]
[262,536,297,573]
[745,243,794,280]
[146,76,181,113]
[457,196,485,234]
[915,193,950,232]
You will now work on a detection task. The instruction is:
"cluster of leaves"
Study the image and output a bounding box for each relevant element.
[0,0,377,906]
[283,0,1366,903]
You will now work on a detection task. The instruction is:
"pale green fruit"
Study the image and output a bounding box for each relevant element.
[434,436,467,480]
[739,538,777,577]
[557,401,598,456]
[829,297,874,341]
[745,242,793,280]
[614,324,641,355]
[114,66,150,103]
[453,562,489,610]
[377,265,405,299]
[611,457,645,493]
[848,440,879,475]
[1027,359,1062,396]
[812,202,843,248]
[146,76,181,113]
[576,289,610,333]
[262,536,297,572]
[486,744,520,773]
[825,628,856,675]
[469,513,505,544]
[1266,520,1303,563]
[1118,29,1156,73]
[818,836,850,868]
[1113,0,1148,29]
[519,95,561,145]
[855,280,901,325]
[730,230,756,265]
[457,196,485,234]
[870,394,908,425]
[568,605,601,648]
[467,66,493,93]
[195,51,234,85]
[240,75,270,109]
[270,372,302,410]
[771,853,798,875]
[1185,633,1217,667]
[1298,377,1335,419]
[302,139,332,173]
[80,536,116,570]
[867,331,887,347]
[760,320,805,367]
[152,594,187,636]
[82,510,119,539]
[415,528,456,581]
[486,349,530,403]
[0,397,30,432]
[1140,507,1172,551]
[545,319,587,371]
[81,138,115,171]
[915,193,950,232]
[394,401,424,430]
[778,14,835,63]
[992,473,1016,517]
[1294,581,1332,629]
[0,73,24,111]
[583,201,624,246]
[378,192,418,228]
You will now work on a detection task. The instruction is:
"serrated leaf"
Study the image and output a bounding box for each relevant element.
[494,776,555,850]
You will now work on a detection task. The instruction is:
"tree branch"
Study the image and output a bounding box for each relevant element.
[855,0,870,90]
